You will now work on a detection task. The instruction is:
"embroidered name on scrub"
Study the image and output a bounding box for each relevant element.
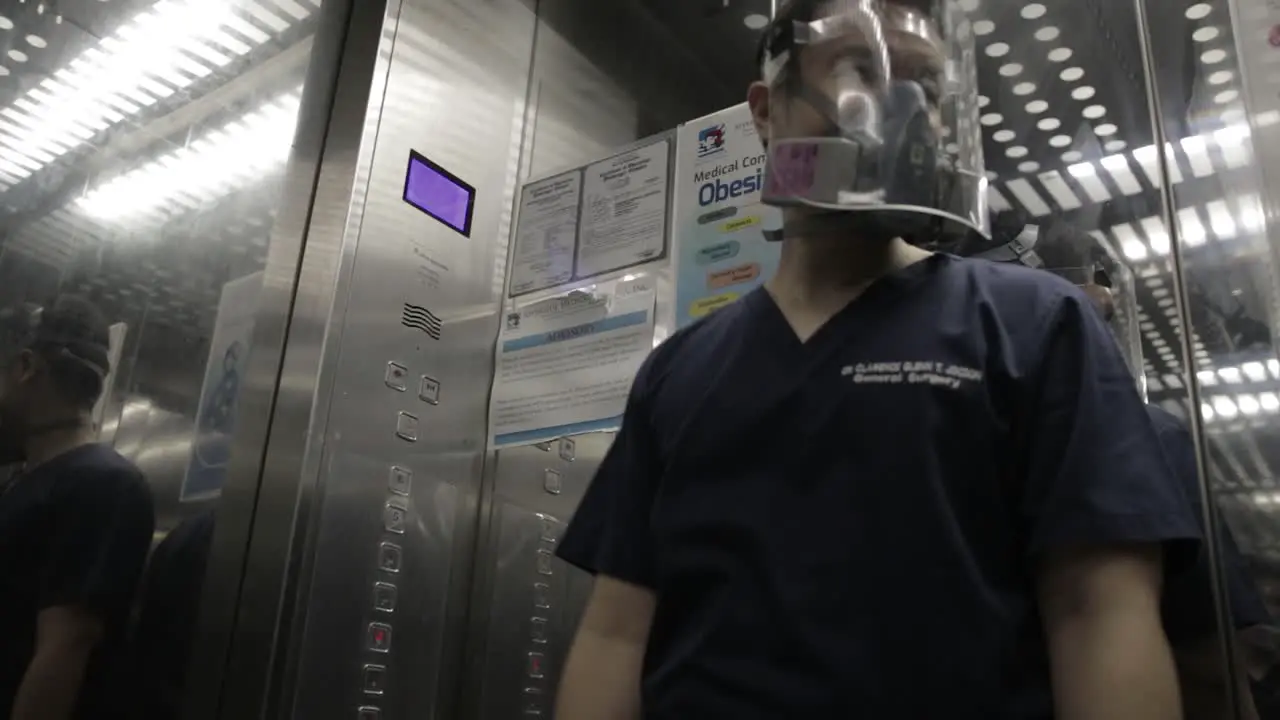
[842,361,984,390]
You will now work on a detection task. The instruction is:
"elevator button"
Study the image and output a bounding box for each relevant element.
[362,664,387,695]
[377,543,403,574]
[536,549,553,576]
[384,362,408,392]
[367,622,393,653]
[388,466,412,497]
[395,412,419,442]
[527,651,545,679]
[536,513,558,542]
[543,469,561,495]
[418,375,441,405]
[358,706,382,720]
[373,582,397,613]
[384,502,407,534]
[533,582,550,609]
[522,687,544,715]
[558,437,575,462]
[530,616,548,644]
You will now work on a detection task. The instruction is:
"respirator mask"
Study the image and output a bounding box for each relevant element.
[973,218,1148,397]
[759,0,990,247]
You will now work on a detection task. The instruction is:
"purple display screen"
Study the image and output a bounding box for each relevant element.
[403,150,476,237]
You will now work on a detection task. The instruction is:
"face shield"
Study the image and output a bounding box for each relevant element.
[973,223,1148,399]
[759,0,989,246]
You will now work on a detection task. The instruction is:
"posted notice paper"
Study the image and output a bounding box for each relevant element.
[509,170,582,296]
[489,277,657,448]
[575,139,671,278]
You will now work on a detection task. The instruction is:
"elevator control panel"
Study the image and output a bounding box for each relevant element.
[523,513,564,717]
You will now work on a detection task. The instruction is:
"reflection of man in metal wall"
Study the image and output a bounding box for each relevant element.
[977,216,1271,719]
[554,1,1197,718]
[0,296,155,720]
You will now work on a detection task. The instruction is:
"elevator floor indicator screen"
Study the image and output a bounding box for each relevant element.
[403,149,476,237]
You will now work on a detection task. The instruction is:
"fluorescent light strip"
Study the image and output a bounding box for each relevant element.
[0,0,305,182]
[1036,170,1082,209]
[1005,178,1051,216]
[78,91,302,222]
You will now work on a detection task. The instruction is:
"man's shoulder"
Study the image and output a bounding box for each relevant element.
[47,444,150,501]
[635,293,751,395]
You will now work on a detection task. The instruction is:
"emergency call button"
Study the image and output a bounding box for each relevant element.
[362,664,387,695]
[367,622,393,653]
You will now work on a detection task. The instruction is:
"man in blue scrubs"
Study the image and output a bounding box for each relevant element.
[977,216,1272,719]
[554,2,1199,718]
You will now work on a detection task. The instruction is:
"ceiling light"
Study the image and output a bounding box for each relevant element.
[1006,145,1028,158]
[1104,139,1127,152]
[1047,47,1072,62]
[743,13,769,29]
[1186,3,1211,19]
[1025,99,1048,113]
[0,16,11,31]
[1208,70,1233,85]
[1049,134,1072,147]
[1095,123,1118,136]
[1062,150,1083,162]
[1037,117,1061,131]
[0,0,302,181]
[1013,82,1036,95]
[985,42,1010,57]
[1082,104,1107,119]
[25,35,47,49]
[978,94,990,107]
[78,91,302,222]
[1201,49,1227,63]
[1215,89,1239,104]
[1193,26,1220,42]
[7,49,27,63]
[1018,161,1040,173]
[993,129,1015,142]
[1071,85,1096,100]
[960,0,980,10]
[999,62,1023,77]
[1060,66,1085,82]
[1021,3,1047,19]
[973,20,995,35]
[980,112,1003,126]
[1067,161,1094,177]
[1034,26,1059,41]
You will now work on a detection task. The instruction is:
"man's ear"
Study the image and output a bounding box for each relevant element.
[747,81,771,143]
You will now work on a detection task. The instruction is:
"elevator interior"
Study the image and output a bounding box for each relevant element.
[1,0,1280,718]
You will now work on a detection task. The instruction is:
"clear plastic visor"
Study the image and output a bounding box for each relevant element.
[761,1,988,244]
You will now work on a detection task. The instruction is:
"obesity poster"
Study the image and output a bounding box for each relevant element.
[672,103,781,329]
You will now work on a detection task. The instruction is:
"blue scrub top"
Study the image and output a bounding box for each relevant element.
[558,253,1201,719]
[1148,404,1271,639]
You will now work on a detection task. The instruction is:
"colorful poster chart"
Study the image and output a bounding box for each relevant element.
[509,170,583,296]
[489,276,656,448]
[672,103,781,329]
[575,139,671,278]
[181,271,262,501]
